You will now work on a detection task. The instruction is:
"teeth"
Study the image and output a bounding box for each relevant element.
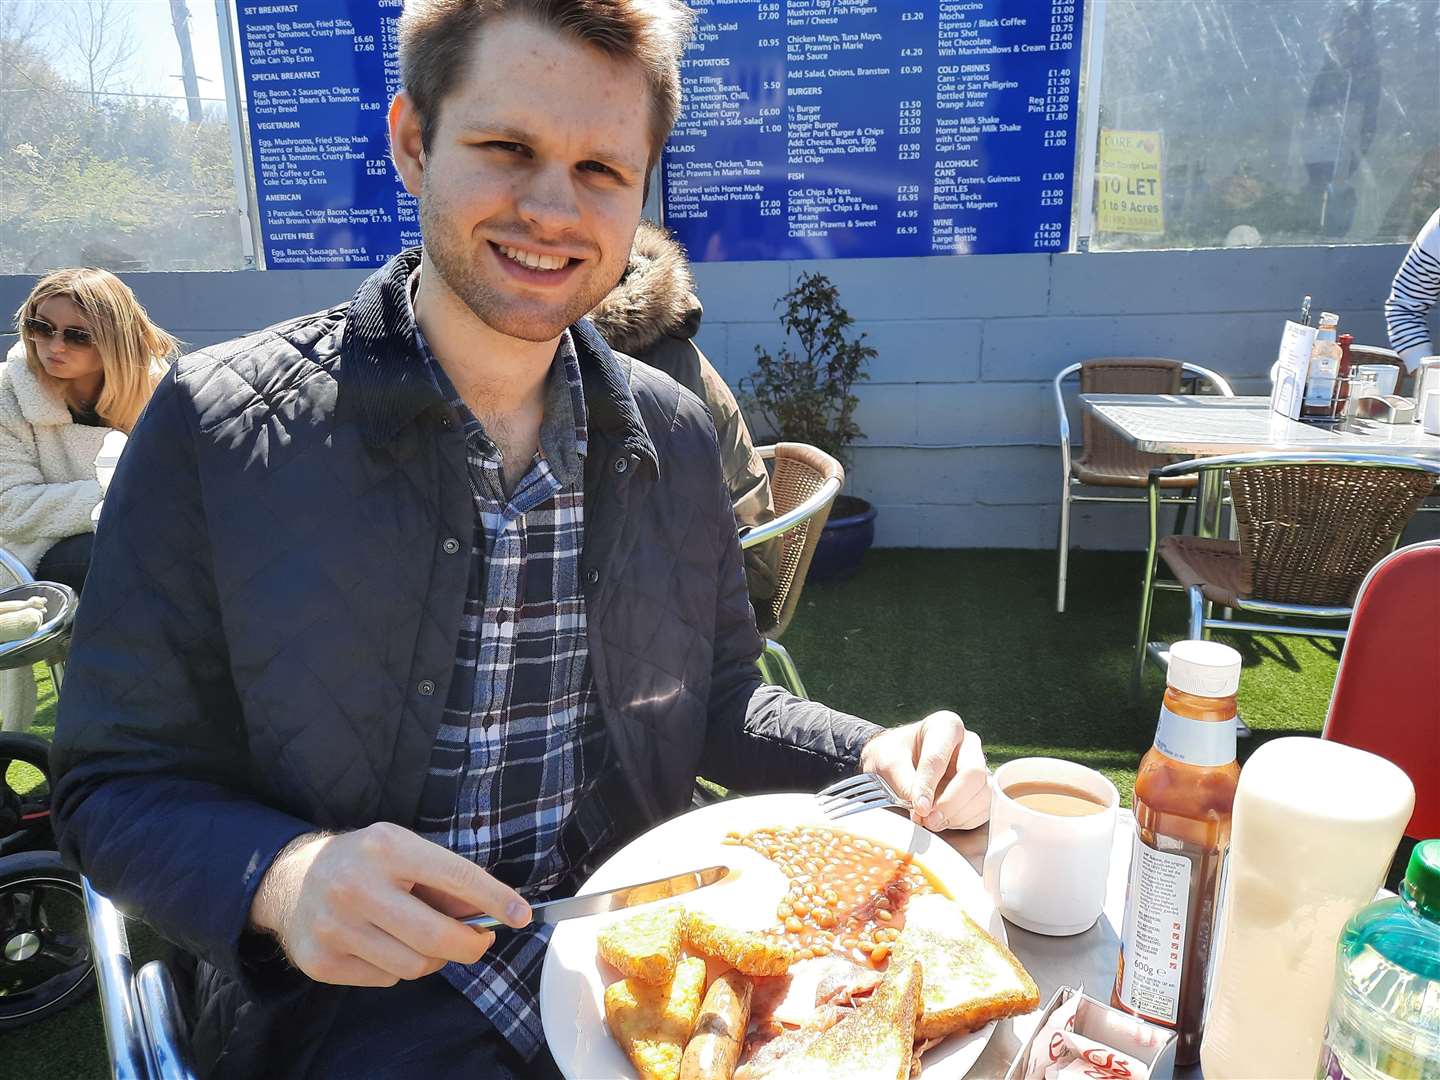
[498,244,569,271]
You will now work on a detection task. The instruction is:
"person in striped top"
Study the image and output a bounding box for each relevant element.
[1386,207,1440,371]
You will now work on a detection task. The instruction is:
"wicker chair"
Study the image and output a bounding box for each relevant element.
[742,443,844,698]
[1055,358,1235,612]
[1134,452,1440,685]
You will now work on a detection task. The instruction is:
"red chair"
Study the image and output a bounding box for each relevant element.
[1322,540,1440,840]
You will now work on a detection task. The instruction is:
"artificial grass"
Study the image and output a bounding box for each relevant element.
[0,548,1342,1078]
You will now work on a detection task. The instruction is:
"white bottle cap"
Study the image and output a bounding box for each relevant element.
[1167,640,1242,697]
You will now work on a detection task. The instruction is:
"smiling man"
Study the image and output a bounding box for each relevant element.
[50,3,988,1078]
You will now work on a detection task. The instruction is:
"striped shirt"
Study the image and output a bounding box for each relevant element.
[407,280,617,1060]
[1386,206,1440,371]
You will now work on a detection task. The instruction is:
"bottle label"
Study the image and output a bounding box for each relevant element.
[1154,704,1236,766]
[1119,835,1191,1025]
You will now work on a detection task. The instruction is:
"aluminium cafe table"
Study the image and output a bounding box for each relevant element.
[1081,394,1440,538]
[945,811,1203,1079]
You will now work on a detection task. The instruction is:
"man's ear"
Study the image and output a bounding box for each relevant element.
[389,91,426,197]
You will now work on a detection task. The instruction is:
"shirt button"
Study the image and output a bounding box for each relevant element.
[613,457,629,475]
[417,679,436,697]
[496,608,510,624]
[442,537,460,554]
[483,714,498,729]
[585,568,600,587]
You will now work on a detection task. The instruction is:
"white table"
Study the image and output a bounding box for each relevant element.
[1082,395,1440,460]
[945,812,1201,1078]
[1082,394,1440,538]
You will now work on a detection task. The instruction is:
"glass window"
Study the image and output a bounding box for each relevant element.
[1088,0,1440,251]
[0,1,249,273]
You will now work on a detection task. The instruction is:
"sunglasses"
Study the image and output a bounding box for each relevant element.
[23,317,95,348]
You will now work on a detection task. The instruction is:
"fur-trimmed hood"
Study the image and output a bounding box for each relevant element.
[589,220,703,355]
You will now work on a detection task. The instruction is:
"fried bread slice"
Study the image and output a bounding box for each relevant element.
[681,910,794,977]
[762,957,921,1080]
[604,955,708,1080]
[597,903,685,984]
[890,893,1040,1039]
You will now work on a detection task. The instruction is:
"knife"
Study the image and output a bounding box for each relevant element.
[462,864,734,930]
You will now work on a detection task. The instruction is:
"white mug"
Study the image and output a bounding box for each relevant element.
[983,757,1119,936]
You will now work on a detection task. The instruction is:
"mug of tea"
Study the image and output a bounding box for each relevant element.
[983,757,1119,936]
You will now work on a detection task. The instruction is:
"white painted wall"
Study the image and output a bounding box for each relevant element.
[1,243,1422,549]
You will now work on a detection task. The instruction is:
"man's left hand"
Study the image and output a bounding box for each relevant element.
[859,711,989,832]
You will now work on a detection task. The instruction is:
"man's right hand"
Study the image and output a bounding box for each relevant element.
[249,822,532,987]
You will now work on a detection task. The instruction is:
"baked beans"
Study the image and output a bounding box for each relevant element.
[724,826,944,969]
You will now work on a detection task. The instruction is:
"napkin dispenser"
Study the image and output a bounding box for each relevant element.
[1003,986,1177,1080]
[1353,395,1416,424]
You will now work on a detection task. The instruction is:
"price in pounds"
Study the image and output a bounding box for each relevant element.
[354,35,375,52]
[758,2,779,19]
[896,184,920,203]
[759,199,782,217]
[897,225,918,236]
[898,143,921,161]
[900,65,923,75]
[758,37,779,48]
[900,10,924,21]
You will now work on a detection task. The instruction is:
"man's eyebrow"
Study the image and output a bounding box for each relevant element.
[457,120,645,174]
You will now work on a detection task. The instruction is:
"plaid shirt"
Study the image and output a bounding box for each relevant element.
[407,284,616,1060]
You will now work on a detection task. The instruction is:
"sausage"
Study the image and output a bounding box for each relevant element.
[680,970,753,1080]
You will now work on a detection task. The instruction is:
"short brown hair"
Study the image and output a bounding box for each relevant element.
[399,0,695,171]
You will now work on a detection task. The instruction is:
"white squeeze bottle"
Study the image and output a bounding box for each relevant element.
[1200,738,1416,1078]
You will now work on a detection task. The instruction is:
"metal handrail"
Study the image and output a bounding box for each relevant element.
[137,961,199,1080]
[82,880,155,1080]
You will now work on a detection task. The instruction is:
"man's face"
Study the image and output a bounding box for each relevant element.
[408,16,651,343]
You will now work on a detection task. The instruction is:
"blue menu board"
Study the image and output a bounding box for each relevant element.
[665,0,1083,261]
[235,2,412,269]
[235,1,1081,268]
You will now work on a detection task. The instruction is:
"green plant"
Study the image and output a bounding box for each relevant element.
[741,272,875,468]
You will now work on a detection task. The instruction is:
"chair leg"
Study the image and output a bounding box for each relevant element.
[1133,548,1160,690]
[1056,485,1072,614]
[764,639,809,699]
[46,659,64,694]
[1188,587,1207,641]
[1173,497,1189,536]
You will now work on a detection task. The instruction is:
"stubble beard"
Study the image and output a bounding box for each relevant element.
[419,182,620,344]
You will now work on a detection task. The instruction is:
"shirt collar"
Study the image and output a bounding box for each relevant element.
[406,268,587,485]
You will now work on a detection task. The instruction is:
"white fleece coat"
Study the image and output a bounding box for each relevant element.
[0,340,107,730]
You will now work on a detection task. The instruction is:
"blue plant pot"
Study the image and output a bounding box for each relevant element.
[807,496,877,584]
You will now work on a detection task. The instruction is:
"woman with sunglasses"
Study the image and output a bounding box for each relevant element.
[1,268,177,729]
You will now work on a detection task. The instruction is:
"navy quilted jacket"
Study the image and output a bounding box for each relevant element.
[50,250,878,1077]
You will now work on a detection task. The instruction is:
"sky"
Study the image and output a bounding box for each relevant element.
[13,0,229,107]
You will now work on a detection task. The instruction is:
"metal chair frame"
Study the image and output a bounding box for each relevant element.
[1134,451,1440,686]
[1055,361,1235,613]
[742,444,843,698]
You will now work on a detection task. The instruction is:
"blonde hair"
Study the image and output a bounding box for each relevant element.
[398,0,696,174]
[15,268,179,434]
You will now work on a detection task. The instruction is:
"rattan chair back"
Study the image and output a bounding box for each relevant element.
[1078,358,1186,480]
[1228,462,1435,606]
[755,443,844,639]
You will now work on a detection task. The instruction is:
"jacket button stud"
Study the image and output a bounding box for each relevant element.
[417,679,436,697]
[442,538,460,554]
[585,568,600,587]
[613,457,628,475]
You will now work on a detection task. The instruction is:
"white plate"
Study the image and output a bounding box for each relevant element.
[540,792,1004,1079]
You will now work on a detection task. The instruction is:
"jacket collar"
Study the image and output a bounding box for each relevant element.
[3,342,72,426]
[342,248,658,474]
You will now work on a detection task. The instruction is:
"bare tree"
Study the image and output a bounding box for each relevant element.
[0,1,62,150]
[170,0,203,124]
[61,0,138,107]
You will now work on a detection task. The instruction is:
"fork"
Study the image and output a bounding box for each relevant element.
[815,772,912,820]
